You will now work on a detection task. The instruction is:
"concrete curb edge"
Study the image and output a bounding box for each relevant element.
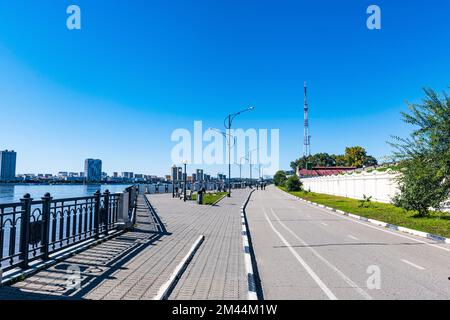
[240,189,261,300]
[153,235,205,300]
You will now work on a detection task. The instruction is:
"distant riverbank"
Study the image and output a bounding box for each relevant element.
[0,181,139,185]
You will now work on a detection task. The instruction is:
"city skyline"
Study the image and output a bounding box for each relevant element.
[2,151,234,182]
[1,1,450,176]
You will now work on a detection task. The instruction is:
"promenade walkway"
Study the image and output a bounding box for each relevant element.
[0,190,250,300]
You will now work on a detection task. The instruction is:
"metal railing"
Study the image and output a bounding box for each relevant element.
[0,186,138,273]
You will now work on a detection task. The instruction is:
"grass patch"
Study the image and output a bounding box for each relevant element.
[279,186,450,238]
[191,192,228,205]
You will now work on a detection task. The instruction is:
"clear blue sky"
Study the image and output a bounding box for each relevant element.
[0,1,449,177]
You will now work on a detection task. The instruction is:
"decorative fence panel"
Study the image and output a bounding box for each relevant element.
[0,187,138,273]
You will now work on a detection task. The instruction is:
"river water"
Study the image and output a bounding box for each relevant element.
[0,184,133,204]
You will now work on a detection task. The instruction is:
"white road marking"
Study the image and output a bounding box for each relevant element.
[348,235,359,241]
[401,259,425,270]
[321,222,328,226]
[270,208,372,300]
[262,207,338,300]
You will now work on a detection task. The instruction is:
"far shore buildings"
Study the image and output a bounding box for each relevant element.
[84,158,102,182]
[0,150,17,181]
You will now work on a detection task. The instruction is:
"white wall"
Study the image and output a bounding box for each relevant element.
[301,170,400,203]
[300,170,450,212]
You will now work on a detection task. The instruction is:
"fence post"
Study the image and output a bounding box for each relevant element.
[94,190,101,240]
[19,193,32,269]
[41,193,52,260]
[103,190,110,236]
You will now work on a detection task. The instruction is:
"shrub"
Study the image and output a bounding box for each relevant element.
[285,175,302,192]
[273,170,287,186]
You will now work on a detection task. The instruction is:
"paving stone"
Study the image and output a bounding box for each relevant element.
[0,190,250,300]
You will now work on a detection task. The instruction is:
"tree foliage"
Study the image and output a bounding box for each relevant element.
[390,88,450,216]
[290,147,378,171]
[273,170,287,186]
[285,175,302,192]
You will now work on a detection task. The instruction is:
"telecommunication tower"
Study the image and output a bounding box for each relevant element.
[303,81,311,157]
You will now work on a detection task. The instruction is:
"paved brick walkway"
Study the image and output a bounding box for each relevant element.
[0,190,250,300]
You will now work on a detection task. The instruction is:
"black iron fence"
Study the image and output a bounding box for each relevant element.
[0,187,138,273]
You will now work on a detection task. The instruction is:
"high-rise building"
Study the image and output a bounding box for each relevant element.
[0,150,17,181]
[84,159,102,182]
[171,165,178,182]
[196,169,204,182]
[177,167,183,181]
[121,172,134,179]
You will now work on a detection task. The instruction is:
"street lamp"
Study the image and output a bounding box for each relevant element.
[224,106,255,197]
[248,147,259,183]
[239,156,249,181]
[182,160,188,202]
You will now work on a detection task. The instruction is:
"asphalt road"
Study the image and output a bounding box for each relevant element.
[246,186,450,300]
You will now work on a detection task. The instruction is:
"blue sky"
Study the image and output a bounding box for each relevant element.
[0,0,449,177]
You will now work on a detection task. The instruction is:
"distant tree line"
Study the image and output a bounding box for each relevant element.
[290,146,378,171]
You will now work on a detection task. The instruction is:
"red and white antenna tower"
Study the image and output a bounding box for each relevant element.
[303,81,311,157]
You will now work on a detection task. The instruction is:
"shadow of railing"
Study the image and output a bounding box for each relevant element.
[0,194,171,300]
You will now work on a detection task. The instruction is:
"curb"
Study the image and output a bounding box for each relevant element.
[281,189,450,245]
[211,193,228,206]
[153,235,205,300]
[240,189,261,300]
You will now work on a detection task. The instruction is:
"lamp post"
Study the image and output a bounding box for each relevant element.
[239,156,248,181]
[208,127,239,196]
[248,148,259,184]
[224,107,255,197]
[183,160,187,202]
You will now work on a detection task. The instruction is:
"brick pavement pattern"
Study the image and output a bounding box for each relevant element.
[0,190,250,300]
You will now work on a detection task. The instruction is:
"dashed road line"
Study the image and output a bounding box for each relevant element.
[401,259,425,270]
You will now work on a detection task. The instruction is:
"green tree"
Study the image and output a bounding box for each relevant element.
[390,88,450,216]
[285,175,303,192]
[344,146,367,167]
[273,170,287,186]
[363,155,378,167]
[393,156,447,216]
[331,154,348,166]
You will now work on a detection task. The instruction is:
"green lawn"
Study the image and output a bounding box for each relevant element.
[191,192,228,205]
[279,186,450,238]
